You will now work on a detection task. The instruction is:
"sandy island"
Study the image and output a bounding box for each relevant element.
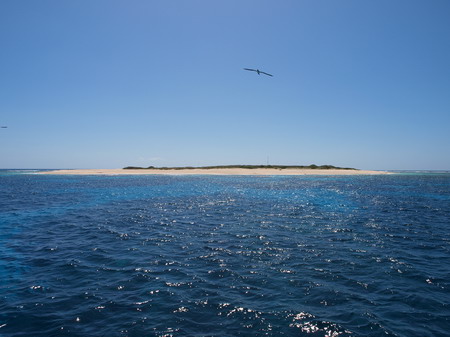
[38,168,391,176]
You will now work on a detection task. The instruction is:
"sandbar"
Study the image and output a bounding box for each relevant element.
[38,168,391,176]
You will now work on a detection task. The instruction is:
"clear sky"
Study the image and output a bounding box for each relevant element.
[1,0,449,170]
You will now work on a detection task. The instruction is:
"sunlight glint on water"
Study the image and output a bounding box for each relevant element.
[0,172,449,336]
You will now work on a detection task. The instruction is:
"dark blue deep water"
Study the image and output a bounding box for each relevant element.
[1,172,449,336]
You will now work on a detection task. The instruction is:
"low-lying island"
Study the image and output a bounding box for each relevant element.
[39,165,391,176]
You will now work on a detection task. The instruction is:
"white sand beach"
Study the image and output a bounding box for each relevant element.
[38,168,391,176]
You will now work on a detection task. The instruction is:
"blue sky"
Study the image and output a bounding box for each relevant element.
[1,0,449,170]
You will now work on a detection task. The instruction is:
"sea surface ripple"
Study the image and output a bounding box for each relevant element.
[1,172,449,336]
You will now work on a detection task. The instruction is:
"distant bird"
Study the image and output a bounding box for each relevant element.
[1,126,7,128]
[243,68,273,77]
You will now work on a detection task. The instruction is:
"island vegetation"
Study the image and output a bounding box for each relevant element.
[123,164,357,170]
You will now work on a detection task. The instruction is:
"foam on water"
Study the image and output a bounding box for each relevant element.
[1,173,449,336]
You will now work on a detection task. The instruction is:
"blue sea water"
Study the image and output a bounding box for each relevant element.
[0,171,449,336]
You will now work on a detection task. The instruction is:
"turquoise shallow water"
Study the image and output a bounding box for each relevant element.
[1,172,449,336]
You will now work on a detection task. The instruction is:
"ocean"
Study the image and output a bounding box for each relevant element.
[0,171,449,336]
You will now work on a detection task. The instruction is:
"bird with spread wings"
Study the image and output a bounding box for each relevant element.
[243,68,273,77]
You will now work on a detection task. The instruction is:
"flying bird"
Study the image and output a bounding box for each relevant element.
[243,68,273,77]
[1,126,7,128]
